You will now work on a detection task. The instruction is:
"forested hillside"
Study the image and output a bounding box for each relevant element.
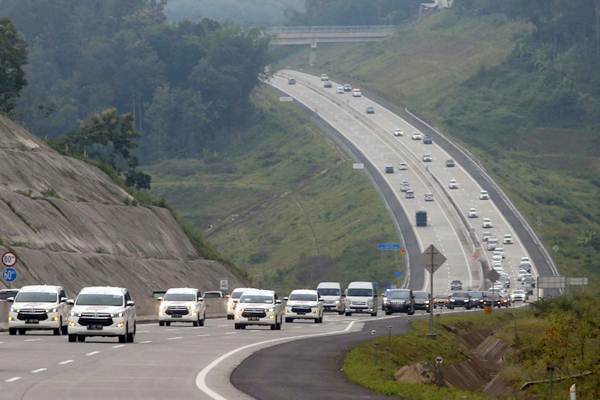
[0,0,269,160]
[280,0,600,278]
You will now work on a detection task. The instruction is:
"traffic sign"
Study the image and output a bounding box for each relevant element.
[377,243,401,251]
[484,306,492,315]
[393,271,403,278]
[2,267,17,283]
[400,248,406,256]
[219,279,229,291]
[2,251,17,267]
[486,268,500,283]
[421,244,446,274]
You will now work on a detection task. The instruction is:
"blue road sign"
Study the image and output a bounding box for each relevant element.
[393,271,403,278]
[3,267,17,283]
[377,243,401,251]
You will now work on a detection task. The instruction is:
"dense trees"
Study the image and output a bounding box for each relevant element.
[289,0,422,25]
[0,18,27,113]
[0,0,270,160]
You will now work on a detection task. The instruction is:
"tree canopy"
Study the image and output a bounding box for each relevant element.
[0,18,27,113]
[0,0,270,160]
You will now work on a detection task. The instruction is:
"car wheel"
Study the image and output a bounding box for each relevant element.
[234,324,240,330]
[345,312,352,317]
[118,334,127,343]
[159,321,165,327]
[53,328,61,336]
[68,334,76,343]
[77,335,86,343]
[61,322,68,335]
[165,322,171,327]
[276,321,282,330]
[270,324,277,330]
[8,328,17,335]
[385,310,392,315]
[408,310,415,316]
[127,324,135,343]
[198,315,205,327]
[227,315,234,320]
[285,318,293,323]
[371,312,377,317]
[338,311,344,315]
[18,328,26,335]
[193,320,199,327]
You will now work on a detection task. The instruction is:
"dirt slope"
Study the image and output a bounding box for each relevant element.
[0,116,245,313]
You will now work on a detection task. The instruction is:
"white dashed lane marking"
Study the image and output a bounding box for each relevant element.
[24,338,42,342]
[86,351,100,356]
[58,360,74,365]
[196,334,211,337]
[167,337,183,341]
[113,344,126,349]
[140,340,152,344]
[31,368,47,374]
[5,377,21,383]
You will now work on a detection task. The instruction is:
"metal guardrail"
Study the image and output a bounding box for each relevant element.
[266,25,396,34]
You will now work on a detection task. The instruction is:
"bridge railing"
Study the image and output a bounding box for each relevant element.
[266,25,396,34]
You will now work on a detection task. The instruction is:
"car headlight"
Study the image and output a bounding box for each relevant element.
[10,307,18,313]
[47,307,58,313]
[335,300,340,304]
[71,311,81,317]
[111,311,123,318]
[450,299,455,302]
[286,307,292,312]
[266,307,274,313]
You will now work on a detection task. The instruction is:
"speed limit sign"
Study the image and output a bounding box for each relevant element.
[1,251,17,267]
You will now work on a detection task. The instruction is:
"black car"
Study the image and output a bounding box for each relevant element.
[323,81,332,88]
[467,291,485,309]
[446,159,456,167]
[288,78,296,85]
[447,291,471,309]
[450,280,463,291]
[383,289,414,315]
[412,291,431,312]
[423,135,433,144]
[481,291,500,307]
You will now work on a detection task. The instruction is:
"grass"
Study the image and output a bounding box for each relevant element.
[146,87,403,293]
[276,9,600,281]
[344,291,600,399]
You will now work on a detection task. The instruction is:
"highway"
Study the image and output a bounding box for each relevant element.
[0,314,385,400]
[270,71,537,296]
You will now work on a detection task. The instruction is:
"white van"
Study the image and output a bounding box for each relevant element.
[316,282,345,314]
[8,285,70,336]
[344,282,378,317]
[158,288,205,327]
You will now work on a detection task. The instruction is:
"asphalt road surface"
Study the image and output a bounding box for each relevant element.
[0,314,382,400]
[270,71,537,296]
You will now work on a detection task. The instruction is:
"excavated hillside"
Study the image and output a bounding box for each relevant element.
[0,116,245,314]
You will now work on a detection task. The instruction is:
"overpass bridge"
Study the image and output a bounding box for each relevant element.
[266,25,396,46]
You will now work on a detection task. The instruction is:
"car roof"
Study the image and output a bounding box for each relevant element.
[79,286,126,295]
[231,287,256,293]
[347,281,374,289]
[19,285,62,293]
[317,282,341,289]
[290,289,318,295]
[165,288,198,294]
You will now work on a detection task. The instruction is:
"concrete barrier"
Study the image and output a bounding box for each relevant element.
[0,300,9,331]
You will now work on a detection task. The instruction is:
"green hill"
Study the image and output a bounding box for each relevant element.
[146,88,403,292]
[278,5,600,279]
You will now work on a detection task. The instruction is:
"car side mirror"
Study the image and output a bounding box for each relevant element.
[275,299,282,304]
[157,296,163,301]
[225,295,231,299]
[60,297,68,303]
[126,300,135,307]
[198,297,204,302]
[283,297,289,301]
[318,297,323,302]
[6,297,14,303]
[66,299,74,305]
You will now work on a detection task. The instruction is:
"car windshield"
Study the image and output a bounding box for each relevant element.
[317,288,340,296]
[76,294,123,307]
[413,292,428,299]
[289,293,317,301]
[14,292,57,303]
[0,290,19,300]
[203,292,221,298]
[468,292,483,298]
[347,288,373,297]
[452,292,468,298]
[231,291,245,299]
[389,290,411,299]
[240,295,273,304]
[164,293,196,301]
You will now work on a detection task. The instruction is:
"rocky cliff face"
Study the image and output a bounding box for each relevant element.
[0,116,245,313]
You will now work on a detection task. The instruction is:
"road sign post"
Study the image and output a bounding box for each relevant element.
[219,279,229,292]
[421,245,446,339]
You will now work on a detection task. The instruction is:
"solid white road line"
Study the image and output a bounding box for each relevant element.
[167,337,183,340]
[195,320,358,400]
[224,332,236,335]
[113,344,126,349]
[58,360,74,365]
[31,368,47,374]
[5,377,21,383]
[85,351,100,356]
[140,340,152,344]
[24,338,41,342]
[197,334,211,337]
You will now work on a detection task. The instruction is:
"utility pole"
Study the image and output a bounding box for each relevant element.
[421,245,446,339]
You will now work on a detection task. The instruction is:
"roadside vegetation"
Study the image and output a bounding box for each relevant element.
[147,88,402,293]
[278,0,600,280]
[344,291,600,399]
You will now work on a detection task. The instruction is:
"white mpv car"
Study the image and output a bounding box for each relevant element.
[68,287,136,343]
[158,288,206,327]
[8,285,71,336]
[284,289,323,323]
[226,287,255,320]
[234,289,283,330]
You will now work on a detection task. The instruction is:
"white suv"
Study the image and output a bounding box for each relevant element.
[158,288,205,327]
[317,282,345,314]
[68,287,136,343]
[8,285,70,336]
[345,282,378,316]
[234,289,283,330]
[226,287,255,320]
[284,289,323,323]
